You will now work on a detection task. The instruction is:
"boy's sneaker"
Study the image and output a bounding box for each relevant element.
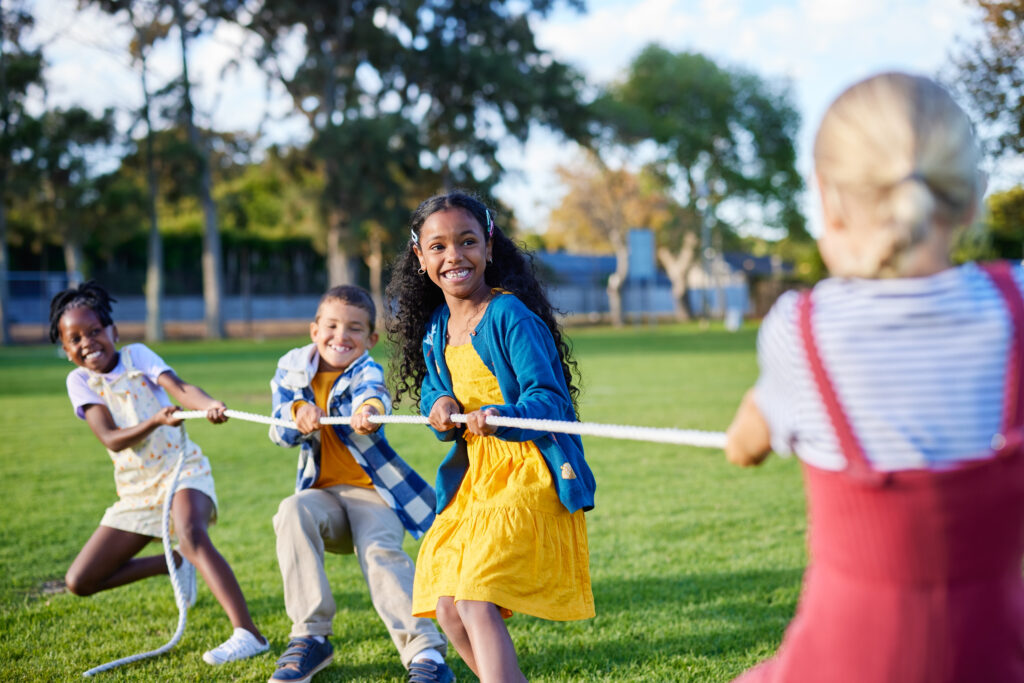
[269,637,334,683]
[408,660,455,683]
[172,554,197,609]
[203,627,269,665]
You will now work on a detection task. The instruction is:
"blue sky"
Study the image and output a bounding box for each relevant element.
[30,0,997,236]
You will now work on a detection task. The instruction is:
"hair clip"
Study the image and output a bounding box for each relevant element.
[485,209,494,237]
[410,228,418,244]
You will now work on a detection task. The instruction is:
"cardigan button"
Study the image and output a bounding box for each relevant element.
[991,433,1007,450]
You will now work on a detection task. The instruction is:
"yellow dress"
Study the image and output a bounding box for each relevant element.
[412,342,594,621]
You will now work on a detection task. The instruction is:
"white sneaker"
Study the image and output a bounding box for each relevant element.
[203,627,269,665]
[173,554,197,609]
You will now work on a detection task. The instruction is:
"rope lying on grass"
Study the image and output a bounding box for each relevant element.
[176,408,728,449]
[82,426,191,678]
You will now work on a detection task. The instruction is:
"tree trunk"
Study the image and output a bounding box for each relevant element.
[364,227,385,330]
[657,232,699,322]
[139,35,164,342]
[606,243,629,327]
[0,192,10,345]
[63,238,84,288]
[145,220,164,341]
[326,207,355,288]
[174,0,224,339]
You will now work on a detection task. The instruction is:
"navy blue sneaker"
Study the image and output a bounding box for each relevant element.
[408,659,455,683]
[268,637,334,683]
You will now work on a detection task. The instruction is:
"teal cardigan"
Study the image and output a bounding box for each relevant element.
[420,292,596,514]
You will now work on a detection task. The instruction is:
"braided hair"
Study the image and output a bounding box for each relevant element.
[385,190,581,412]
[48,281,117,343]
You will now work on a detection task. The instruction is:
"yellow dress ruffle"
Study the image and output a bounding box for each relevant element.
[412,342,593,621]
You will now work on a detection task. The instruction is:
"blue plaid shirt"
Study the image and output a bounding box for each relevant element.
[269,343,436,538]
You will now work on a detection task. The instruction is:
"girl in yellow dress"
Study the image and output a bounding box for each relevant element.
[387,191,596,681]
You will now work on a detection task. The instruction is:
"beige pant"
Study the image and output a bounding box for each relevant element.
[273,484,446,667]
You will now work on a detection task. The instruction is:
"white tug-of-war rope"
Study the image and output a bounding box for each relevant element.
[83,426,191,678]
[82,409,723,676]
[176,408,728,449]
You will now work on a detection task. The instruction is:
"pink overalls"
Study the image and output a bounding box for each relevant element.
[735,262,1024,683]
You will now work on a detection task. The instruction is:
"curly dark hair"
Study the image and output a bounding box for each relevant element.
[48,280,117,343]
[385,190,581,412]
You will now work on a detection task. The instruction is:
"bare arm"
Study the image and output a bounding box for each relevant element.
[724,388,772,467]
[157,370,227,423]
[82,402,184,453]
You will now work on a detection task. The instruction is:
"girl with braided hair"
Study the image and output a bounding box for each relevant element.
[386,190,595,682]
[49,281,267,666]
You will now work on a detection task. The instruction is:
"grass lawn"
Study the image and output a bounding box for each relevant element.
[0,323,807,682]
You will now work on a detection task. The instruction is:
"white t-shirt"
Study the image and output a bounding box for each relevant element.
[66,343,173,420]
[754,262,1022,471]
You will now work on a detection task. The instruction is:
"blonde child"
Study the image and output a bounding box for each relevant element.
[50,281,267,665]
[266,285,452,683]
[726,72,1024,682]
[386,190,596,682]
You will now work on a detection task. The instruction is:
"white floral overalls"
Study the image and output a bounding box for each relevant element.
[89,348,218,539]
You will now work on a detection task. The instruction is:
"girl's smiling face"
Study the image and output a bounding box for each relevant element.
[414,208,493,303]
[58,306,119,374]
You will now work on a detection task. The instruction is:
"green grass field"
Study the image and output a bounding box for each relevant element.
[0,324,807,682]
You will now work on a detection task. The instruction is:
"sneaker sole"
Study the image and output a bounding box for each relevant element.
[269,652,333,683]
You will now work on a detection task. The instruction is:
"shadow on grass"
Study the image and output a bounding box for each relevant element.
[514,568,801,678]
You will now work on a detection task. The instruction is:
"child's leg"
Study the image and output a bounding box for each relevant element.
[342,486,448,667]
[65,525,163,596]
[455,599,526,683]
[436,596,478,674]
[171,488,264,642]
[273,488,349,638]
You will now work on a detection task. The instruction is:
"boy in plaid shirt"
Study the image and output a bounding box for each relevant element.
[267,285,452,683]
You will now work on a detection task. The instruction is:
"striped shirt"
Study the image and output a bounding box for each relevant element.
[754,262,1024,471]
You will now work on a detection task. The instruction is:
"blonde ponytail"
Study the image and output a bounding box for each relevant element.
[814,73,983,277]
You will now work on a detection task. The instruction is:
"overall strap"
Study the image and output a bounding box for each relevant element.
[979,262,1024,435]
[120,345,136,373]
[797,291,884,483]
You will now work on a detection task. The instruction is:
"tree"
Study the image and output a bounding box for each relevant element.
[31,106,117,286]
[126,0,172,342]
[239,0,589,290]
[0,2,43,344]
[169,0,226,337]
[948,1,1024,159]
[952,185,1024,262]
[547,153,674,326]
[598,45,806,320]
[85,0,240,338]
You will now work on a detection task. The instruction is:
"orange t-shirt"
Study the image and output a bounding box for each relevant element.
[292,371,377,489]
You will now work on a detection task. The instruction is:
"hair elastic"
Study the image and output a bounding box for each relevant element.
[485,209,494,237]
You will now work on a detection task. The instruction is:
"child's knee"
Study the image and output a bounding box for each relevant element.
[435,597,461,631]
[273,494,306,532]
[64,568,96,596]
[175,523,210,556]
[273,492,326,535]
